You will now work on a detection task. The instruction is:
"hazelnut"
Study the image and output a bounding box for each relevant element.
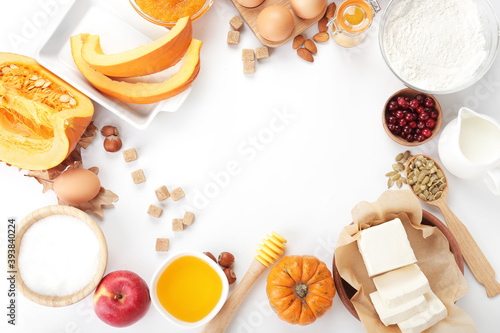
[218,252,235,268]
[101,125,119,137]
[104,135,122,152]
[223,267,237,285]
[204,252,217,263]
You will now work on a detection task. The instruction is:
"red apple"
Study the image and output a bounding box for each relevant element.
[93,270,151,327]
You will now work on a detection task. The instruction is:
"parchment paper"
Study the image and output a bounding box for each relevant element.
[335,190,477,333]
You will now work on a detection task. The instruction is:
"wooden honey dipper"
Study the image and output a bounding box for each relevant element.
[201,232,287,333]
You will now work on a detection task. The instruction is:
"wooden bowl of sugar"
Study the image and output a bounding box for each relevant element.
[14,205,108,307]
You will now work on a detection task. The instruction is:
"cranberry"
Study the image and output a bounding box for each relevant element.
[388,123,396,132]
[405,112,414,121]
[415,129,422,135]
[406,134,414,142]
[419,112,430,121]
[397,97,408,109]
[425,119,436,128]
[394,125,402,134]
[388,116,397,124]
[417,134,426,142]
[409,121,417,129]
[422,128,432,138]
[424,97,435,108]
[404,97,410,102]
[430,110,439,119]
[388,100,398,111]
[398,119,407,127]
[415,94,425,102]
[409,99,419,109]
[417,106,425,114]
[395,110,405,119]
[417,121,426,129]
[403,126,412,135]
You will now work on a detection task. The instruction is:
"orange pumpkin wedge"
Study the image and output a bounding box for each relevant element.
[0,53,94,170]
[71,34,202,104]
[81,16,192,77]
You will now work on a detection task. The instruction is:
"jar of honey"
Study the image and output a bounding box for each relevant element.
[327,0,381,48]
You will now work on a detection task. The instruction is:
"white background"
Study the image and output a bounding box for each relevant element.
[1,0,500,332]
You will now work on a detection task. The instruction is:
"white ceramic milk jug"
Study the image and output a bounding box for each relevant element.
[438,107,500,195]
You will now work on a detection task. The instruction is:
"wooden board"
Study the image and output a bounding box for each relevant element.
[231,0,327,48]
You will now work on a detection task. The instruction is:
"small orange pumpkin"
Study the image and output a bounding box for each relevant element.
[266,255,335,326]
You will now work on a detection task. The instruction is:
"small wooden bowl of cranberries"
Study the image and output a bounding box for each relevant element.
[383,88,442,146]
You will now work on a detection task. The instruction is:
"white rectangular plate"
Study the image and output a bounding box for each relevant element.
[35,0,191,129]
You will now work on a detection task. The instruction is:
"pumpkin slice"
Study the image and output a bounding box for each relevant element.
[71,34,202,104]
[0,53,94,170]
[81,16,192,77]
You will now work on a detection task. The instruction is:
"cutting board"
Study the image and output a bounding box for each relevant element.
[230,0,327,48]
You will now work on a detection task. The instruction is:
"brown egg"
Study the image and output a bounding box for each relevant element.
[290,0,326,19]
[53,168,101,204]
[237,0,264,8]
[257,5,295,42]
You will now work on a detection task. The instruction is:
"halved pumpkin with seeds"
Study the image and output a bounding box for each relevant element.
[0,53,94,170]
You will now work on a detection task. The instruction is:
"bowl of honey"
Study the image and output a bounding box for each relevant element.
[150,251,229,328]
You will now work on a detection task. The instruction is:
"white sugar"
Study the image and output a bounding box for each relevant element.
[19,215,100,297]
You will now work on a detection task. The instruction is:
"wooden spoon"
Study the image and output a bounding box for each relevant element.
[406,155,500,297]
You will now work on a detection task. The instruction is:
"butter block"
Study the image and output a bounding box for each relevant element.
[373,264,431,307]
[358,218,417,277]
[370,291,428,326]
[397,291,447,333]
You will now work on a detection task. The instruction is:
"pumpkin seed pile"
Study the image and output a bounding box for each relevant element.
[386,150,412,189]
[407,155,446,201]
[0,63,77,109]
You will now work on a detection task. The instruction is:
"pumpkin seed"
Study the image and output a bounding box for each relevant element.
[69,98,76,106]
[9,64,18,69]
[417,173,425,182]
[42,81,51,89]
[30,75,38,80]
[34,79,45,87]
[407,155,447,201]
[385,171,398,177]
[59,94,71,103]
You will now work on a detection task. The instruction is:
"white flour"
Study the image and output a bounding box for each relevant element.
[383,0,487,92]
